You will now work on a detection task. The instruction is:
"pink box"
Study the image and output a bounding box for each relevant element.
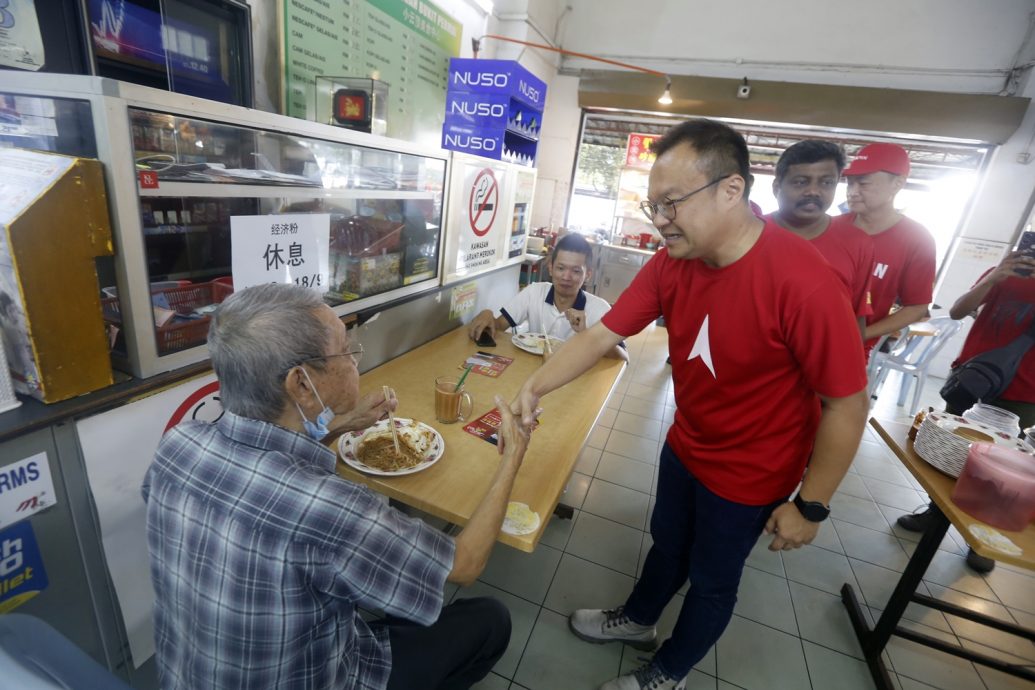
[952,443,1035,532]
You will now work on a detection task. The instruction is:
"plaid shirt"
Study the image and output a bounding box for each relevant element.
[142,412,454,690]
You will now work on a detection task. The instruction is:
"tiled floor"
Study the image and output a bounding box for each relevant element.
[444,324,1035,690]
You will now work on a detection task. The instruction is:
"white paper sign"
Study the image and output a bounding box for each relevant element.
[0,452,56,528]
[0,0,45,71]
[230,214,330,291]
[0,148,76,226]
[77,373,221,667]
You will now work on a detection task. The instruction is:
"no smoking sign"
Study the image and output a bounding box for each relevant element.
[468,168,499,236]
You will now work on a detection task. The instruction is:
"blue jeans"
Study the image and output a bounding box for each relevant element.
[623,444,786,679]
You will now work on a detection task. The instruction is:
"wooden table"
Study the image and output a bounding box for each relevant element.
[841,418,1035,688]
[337,327,626,552]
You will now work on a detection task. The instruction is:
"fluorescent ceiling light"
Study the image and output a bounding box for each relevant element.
[658,77,673,105]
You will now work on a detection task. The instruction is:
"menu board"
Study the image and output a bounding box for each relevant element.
[282,0,461,142]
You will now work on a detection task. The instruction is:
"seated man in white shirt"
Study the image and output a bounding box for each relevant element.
[468,233,628,360]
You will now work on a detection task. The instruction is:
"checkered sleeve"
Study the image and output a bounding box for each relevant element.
[320,483,455,625]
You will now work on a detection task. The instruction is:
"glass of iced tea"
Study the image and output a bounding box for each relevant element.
[435,376,473,423]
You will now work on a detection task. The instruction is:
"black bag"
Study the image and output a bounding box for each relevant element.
[939,319,1035,410]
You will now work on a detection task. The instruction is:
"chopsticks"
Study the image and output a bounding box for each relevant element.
[383,385,400,454]
[543,334,553,356]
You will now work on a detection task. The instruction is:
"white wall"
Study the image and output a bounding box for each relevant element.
[484,0,577,229]
[559,0,1035,94]
[545,0,1035,382]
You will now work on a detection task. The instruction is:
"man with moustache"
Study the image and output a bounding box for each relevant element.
[769,140,874,336]
[831,143,936,355]
[512,119,869,690]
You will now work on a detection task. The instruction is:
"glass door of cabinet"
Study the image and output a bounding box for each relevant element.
[129,108,446,356]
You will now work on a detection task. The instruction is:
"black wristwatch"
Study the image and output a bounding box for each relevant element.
[793,494,830,522]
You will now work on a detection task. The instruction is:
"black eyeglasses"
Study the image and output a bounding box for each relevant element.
[640,175,732,222]
[297,343,364,367]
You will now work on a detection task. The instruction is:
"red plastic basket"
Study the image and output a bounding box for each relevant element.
[100,279,235,353]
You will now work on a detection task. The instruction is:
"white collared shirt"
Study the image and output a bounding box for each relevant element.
[499,282,612,340]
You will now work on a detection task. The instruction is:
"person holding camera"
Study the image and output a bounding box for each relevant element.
[897,248,1035,572]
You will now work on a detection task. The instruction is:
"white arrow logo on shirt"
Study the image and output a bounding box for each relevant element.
[687,315,716,378]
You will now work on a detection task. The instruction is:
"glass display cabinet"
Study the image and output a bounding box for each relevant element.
[0,73,449,378]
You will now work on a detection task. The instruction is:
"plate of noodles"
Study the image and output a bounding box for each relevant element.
[338,418,444,476]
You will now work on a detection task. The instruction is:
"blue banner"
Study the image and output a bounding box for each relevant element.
[441,123,504,160]
[446,58,547,109]
[0,520,49,613]
[444,92,510,128]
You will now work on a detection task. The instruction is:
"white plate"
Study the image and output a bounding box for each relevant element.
[932,413,1031,452]
[502,502,541,536]
[338,418,445,476]
[512,332,564,356]
[914,411,1032,477]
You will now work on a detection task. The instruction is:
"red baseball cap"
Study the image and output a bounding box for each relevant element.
[843,143,910,177]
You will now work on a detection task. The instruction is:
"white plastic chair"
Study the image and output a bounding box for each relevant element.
[868,316,962,414]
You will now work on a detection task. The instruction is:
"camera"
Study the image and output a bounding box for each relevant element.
[736,83,751,99]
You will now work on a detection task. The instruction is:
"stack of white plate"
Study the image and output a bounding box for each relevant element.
[963,402,1021,438]
[913,411,1032,478]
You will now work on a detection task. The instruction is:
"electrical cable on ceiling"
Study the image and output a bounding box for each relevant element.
[473,34,673,105]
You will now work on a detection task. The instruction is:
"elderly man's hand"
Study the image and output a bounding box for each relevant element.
[326,389,398,443]
[764,502,819,551]
[494,395,531,460]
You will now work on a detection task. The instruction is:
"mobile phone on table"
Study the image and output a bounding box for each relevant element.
[1016,230,1035,276]
[476,330,497,347]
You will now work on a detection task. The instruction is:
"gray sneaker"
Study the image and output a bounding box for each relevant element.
[569,606,657,650]
[600,661,686,690]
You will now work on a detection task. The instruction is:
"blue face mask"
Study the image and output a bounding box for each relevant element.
[294,368,335,441]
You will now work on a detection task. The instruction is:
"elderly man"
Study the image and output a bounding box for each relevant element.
[468,233,627,360]
[514,120,869,690]
[768,140,874,335]
[142,283,530,690]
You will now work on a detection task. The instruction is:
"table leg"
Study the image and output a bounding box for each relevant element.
[841,504,950,689]
[553,503,574,520]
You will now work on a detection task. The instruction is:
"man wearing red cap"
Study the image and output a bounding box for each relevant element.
[833,143,936,354]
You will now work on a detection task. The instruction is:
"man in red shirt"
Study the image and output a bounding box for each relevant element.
[513,120,869,690]
[832,143,936,355]
[768,140,873,335]
[898,250,1035,573]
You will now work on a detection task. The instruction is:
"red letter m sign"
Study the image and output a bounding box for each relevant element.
[16,496,39,512]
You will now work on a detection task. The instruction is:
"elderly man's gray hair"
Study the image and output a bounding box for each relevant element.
[208,283,332,421]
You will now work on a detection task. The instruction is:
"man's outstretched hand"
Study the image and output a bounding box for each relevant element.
[495,395,531,460]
